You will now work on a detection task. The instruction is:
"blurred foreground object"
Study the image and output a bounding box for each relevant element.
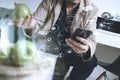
[12,2,31,20]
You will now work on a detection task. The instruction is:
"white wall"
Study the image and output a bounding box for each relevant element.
[0,0,42,13]
[92,0,120,17]
[0,0,120,16]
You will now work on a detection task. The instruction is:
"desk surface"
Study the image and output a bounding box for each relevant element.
[94,29,120,49]
[94,29,120,64]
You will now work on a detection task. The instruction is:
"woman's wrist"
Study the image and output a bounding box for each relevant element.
[76,47,91,62]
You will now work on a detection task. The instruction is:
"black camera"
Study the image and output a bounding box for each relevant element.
[71,28,92,42]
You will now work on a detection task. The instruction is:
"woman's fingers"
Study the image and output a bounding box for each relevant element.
[27,16,36,29]
[15,17,24,27]
[76,36,88,45]
[65,37,89,54]
[15,15,35,29]
[22,15,30,27]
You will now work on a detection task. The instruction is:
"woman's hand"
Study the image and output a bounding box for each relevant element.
[65,36,89,54]
[15,15,36,30]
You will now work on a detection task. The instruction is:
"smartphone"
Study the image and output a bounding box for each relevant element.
[71,28,92,42]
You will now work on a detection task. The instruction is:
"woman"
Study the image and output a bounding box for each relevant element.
[16,0,98,80]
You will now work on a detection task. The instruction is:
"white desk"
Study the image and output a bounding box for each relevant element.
[94,29,120,48]
[94,29,120,64]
